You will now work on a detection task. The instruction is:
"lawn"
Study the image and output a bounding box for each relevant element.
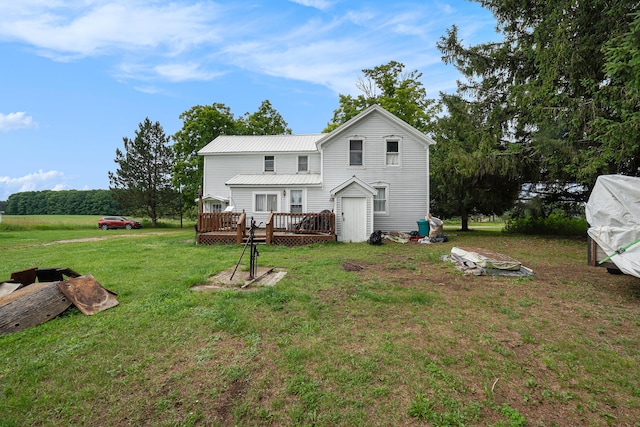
[1,217,639,426]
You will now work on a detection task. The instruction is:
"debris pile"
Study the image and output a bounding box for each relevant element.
[418,215,448,244]
[0,267,118,335]
[442,247,534,276]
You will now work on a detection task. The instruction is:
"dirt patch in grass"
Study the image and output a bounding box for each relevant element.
[341,261,365,271]
[336,240,640,425]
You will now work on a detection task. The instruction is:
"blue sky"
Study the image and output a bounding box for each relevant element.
[0,0,499,200]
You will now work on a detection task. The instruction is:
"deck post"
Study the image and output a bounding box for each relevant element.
[236,210,246,244]
[197,186,203,233]
[266,211,274,245]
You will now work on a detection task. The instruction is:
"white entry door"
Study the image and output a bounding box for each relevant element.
[341,197,367,242]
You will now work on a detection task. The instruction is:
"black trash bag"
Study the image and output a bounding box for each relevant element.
[368,230,383,245]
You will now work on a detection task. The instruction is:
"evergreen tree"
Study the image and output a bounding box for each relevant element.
[437,1,639,204]
[431,94,523,230]
[109,118,174,227]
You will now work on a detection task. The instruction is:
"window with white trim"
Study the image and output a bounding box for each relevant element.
[255,193,278,212]
[289,189,303,213]
[349,139,363,166]
[264,155,275,172]
[386,140,399,165]
[298,155,308,172]
[374,186,388,214]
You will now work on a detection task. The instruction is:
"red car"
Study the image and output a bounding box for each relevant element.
[98,216,142,230]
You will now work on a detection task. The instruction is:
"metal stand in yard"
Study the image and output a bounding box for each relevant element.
[230,217,259,280]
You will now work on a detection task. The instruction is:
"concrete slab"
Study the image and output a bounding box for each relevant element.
[191,267,287,291]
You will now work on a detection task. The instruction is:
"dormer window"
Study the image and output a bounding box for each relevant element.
[349,139,363,166]
[264,155,275,172]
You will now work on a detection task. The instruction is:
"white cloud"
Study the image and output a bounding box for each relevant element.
[288,0,335,11]
[0,1,499,93]
[0,1,222,58]
[0,112,38,131]
[0,170,69,199]
[116,61,227,83]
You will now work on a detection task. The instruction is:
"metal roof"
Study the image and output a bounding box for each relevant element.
[198,134,324,155]
[225,174,322,186]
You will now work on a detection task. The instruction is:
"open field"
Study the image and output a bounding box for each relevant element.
[0,214,194,231]
[1,219,639,426]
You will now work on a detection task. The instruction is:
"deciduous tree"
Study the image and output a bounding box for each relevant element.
[324,61,439,133]
[238,100,292,135]
[172,101,290,210]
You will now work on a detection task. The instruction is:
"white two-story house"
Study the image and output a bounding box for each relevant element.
[198,105,435,242]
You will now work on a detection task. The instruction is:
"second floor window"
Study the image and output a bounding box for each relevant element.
[264,155,275,172]
[386,140,399,165]
[298,156,308,172]
[349,139,363,166]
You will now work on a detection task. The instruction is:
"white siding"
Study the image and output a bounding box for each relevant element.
[321,114,429,232]
[200,106,432,235]
[202,152,321,206]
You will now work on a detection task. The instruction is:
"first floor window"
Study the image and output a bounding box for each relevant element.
[207,203,222,213]
[374,187,387,213]
[290,190,303,213]
[255,193,277,212]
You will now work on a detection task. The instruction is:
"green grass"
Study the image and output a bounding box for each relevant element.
[0,214,194,231]
[1,217,639,426]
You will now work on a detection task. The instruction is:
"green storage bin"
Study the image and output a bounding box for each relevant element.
[417,219,429,237]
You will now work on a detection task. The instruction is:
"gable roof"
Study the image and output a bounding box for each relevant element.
[330,175,377,197]
[198,134,322,155]
[316,104,436,149]
[197,105,435,156]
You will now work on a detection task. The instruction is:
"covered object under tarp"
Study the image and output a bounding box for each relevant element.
[586,174,640,278]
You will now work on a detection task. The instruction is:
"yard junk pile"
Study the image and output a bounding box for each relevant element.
[586,174,640,279]
[367,230,383,245]
[443,247,534,276]
[0,267,118,335]
[367,231,412,244]
[418,215,448,244]
[384,231,412,244]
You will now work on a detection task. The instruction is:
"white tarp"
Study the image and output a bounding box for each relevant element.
[585,175,640,278]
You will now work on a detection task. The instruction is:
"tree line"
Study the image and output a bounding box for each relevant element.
[4,190,122,215]
[109,1,640,228]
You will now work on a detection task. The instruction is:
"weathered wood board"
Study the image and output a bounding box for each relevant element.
[56,275,118,315]
[0,281,72,335]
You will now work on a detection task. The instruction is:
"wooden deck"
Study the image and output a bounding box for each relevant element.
[195,211,336,246]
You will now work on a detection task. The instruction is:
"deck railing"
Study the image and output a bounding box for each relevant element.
[196,210,334,245]
[197,211,246,243]
[265,211,335,244]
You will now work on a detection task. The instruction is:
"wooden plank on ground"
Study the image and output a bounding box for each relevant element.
[56,275,118,315]
[0,281,72,335]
